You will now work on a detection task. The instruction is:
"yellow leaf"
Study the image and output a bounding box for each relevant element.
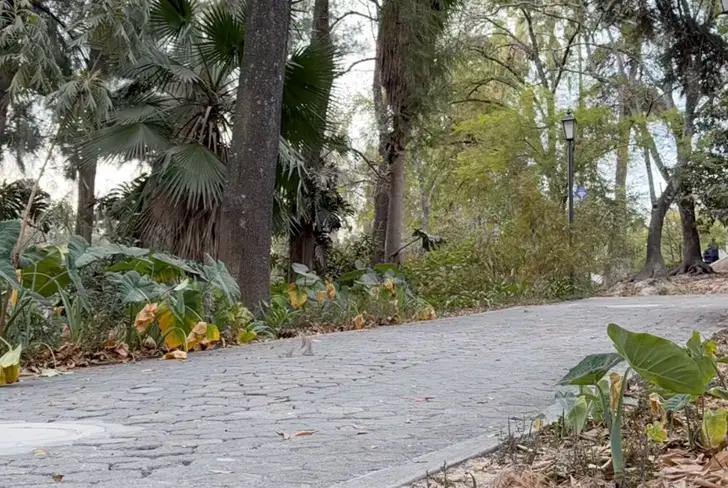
[134,303,159,334]
[383,278,396,295]
[206,324,221,343]
[315,290,327,304]
[288,284,307,310]
[326,282,336,300]
[186,321,209,351]
[157,304,185,350]
[649,393,665,420]
[0,344,21,386]
[609,372,622,415]
[238,329,257,344]
[162,350,187,360]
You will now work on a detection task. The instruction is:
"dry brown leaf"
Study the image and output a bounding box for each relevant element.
[162,350,187,360]
[277,430,316,440]
[352,314,366,330]
[51,474,64,482]
[134,303,159,334]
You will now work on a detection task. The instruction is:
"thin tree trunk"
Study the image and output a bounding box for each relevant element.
[637,182,675,280]
[0,71,10,145]
[75,160,96,242]
[287,0,332,275]
[643,144,657,207]
[219,0,291,310]
[370,15,389,265]
[384,145,405,263]
[607,105,631,283]
[288,222,316,277]
[371,170,390,264]
[413,154,430,234]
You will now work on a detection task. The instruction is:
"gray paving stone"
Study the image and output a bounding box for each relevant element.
[0,295,726,488]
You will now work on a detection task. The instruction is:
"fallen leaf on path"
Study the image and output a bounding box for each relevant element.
[52,473,64,482]
[32,448,48,458]
[39,368,62,377]
[162,350,187,360]
[278,430,316,440]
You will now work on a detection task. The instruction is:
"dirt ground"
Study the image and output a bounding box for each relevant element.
[605,271,728,297]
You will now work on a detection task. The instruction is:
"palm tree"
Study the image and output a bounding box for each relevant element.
[372,0,459,263]
[85,0,336,261]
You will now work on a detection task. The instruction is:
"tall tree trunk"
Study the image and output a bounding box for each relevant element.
[0,71,10,146]
[219,0,291,310]
[370,21,389,265]
[643,144,657,207]
[384,142,405,263]
[288,0,332,275]
[675,195,712,274]
[413,154,430,234]
[75,160,96,242]
[637,182,675,280]
[674,76,709,274]
[371,170,390,264]
[607,105,631,283]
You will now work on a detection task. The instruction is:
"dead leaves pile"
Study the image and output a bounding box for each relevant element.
[651,448,728,487]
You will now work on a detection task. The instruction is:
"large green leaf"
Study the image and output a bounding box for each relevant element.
[21,246,70,297]
[607,324,715,395]
[197,254,239,304]
[107,252,196,284]
[75,243,150,268]
[107,271,165,304]
[558,353,624,386]
[0,220,20,287]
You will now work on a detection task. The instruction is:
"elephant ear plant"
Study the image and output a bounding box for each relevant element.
[558,324,722,486]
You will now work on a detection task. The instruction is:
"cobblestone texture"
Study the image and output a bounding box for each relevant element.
[1,295,726,488]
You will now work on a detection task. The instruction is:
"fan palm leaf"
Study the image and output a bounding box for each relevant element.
[86,0,336,260]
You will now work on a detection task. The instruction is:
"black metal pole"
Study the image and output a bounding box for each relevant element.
[568,139,575,227]
[568,139,575,288]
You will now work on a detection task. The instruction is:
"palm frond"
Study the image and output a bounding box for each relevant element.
[85,122,171,162]
[198,2,246,69]
[157,143,225,209]
[150,0,198,41]
[282,42,336,149]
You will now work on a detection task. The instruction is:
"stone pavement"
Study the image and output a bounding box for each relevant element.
[1,295,726,488]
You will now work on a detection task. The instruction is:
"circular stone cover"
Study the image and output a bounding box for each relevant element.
[0,422,110,455]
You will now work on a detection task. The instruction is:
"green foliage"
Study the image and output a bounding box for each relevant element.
[701,409,728,450]
[608,324,716,395]
[558,353,624,386]
[262,264,435,335]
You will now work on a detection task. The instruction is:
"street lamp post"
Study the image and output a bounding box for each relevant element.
[562,110,576,228]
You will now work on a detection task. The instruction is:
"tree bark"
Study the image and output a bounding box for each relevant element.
[288,222,316,274]
[287,0,332,275]
[0,70,10,147]
[219,0,291,310]
[75,160,96,243]
[371,169,390,264]
[674,196,713,274]
[413,154,430,234]
[370,19,389,265]
[384,142,405,263]
[606,104,631,283]
[637,182,675,280]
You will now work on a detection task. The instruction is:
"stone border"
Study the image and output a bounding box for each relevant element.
[330,401,566,488]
